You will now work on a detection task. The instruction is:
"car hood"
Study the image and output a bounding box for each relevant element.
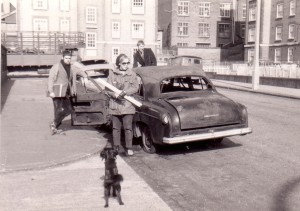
[163,93,241,130]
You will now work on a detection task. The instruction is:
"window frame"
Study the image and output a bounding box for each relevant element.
[249,7,256,21]
[199,2,210,17]
[242,4,246,19]
[220,3,231,18]
[289,0,295,16]
[177,22,189,36]
[218,23,231,38]
[276,3,283,18]
[33,17,48,31]
[112,0,121,14]
[198,22,210,38]
[132,22,144,39]
[60,18,70,32]
[274,48,281,63]
[287,47,293,63]
[248,28,255,42]
[86,32,97,49]
[112,21,121,39]
[86,6,97,24]
[288,24,295,39]
[275,26,283,41]
[177,1,190,16]
[248,49,254,63]
[112,47,120,64]
[33,0,48,10]
[132,0,144,15]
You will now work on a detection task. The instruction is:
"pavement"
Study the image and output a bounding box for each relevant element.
[1,73,299,210]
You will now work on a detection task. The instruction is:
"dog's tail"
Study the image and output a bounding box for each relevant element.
[113,174,124,183]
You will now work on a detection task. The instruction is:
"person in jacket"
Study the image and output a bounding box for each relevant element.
[133,40,157,68]
[48,50,88,135]
[107,54,139,156]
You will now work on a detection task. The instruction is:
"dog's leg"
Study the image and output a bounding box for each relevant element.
[115,185,124,205]
[104,186,110,208]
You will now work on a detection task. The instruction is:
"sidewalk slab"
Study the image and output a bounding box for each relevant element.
[212,79,300,100]
[0,155,172,211]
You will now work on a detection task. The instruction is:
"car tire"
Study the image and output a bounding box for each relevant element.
[141,126,157,154]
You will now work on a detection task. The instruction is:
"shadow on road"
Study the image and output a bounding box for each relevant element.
[1,79,15,112]
[272,176,300,211]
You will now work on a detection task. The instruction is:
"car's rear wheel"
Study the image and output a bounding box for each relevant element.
[141,126,157,154]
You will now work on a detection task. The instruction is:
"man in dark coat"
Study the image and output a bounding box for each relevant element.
[133,40,157,68]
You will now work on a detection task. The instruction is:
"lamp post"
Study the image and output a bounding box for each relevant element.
[252,0,261,90]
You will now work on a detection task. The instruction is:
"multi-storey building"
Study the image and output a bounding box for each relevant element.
[158,0,246,61]
[1,0,157,65]
[245,0,300,64]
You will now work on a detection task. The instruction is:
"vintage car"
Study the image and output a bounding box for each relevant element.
[74,64,252,153]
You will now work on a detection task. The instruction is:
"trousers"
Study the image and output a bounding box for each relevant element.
[111,114,133,149]
[52,97,74,128]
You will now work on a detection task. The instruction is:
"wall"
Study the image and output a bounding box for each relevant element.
[178,47,221,61]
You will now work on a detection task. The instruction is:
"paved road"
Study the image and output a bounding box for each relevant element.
[123,88,300,211]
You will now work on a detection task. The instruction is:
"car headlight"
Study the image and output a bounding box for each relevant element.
[161,113,169,125]
[241,106,248,124]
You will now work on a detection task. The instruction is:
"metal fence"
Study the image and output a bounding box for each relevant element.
[203,61,300,78]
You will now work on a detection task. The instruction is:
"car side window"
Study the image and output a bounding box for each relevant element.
[161,76,211,93]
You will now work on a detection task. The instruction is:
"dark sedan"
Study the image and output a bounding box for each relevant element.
[132,65,252,153]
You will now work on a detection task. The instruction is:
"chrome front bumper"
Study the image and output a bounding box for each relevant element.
[163,127,252,144]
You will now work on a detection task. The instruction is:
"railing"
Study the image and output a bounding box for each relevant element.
[1,31,85,55]
[203,61,300,78]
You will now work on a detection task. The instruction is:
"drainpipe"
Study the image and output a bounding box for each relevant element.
[252,0,261,90]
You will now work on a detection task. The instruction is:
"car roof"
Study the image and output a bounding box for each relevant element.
[134,65,206,82]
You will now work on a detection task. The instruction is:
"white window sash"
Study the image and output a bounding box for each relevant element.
[199,3,210,17]
[132,22,144,39]
[112,21,120,38]
[112,47,120,64]
[60,19,70,32]
[112,0,121,13]
[287,48,293,62]
[290,1,295,16]
[86,32,97,49]
[275,49,281,63]
[86,7,97,24]
[220,3,231,17]
[132,0,144,14]
[33,0,48,10]
[33,18,48,31]
[276,26,282,40]
[178,1,189,16]
[277,4,283,18]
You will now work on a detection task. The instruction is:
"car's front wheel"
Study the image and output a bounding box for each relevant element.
[141,126,157,154]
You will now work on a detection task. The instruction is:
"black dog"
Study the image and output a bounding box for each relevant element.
[100,147,124,208]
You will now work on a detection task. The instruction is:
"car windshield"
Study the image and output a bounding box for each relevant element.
[160,76,211,93]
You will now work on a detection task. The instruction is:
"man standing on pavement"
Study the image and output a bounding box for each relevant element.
[133,40,157,68]
[47,50,88,135]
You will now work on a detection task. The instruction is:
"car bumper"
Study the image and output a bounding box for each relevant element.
[163,127,252,144]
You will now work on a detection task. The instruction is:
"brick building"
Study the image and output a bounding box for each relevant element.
[245,0,300,64]
[158,0,246,61]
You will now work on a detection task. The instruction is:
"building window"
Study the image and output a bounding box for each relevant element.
[276,3,283,18]
[112,0,120,13]
[86,32,96,49]
[248,28,255,42]
[199,2,210,17]
[60,19,70,32]
[241,24,245,38]
[275,26,282,41]
[249,7,256,21]
[287,48,293,63]
[248,49,254,63]
[178,22,189,36]
[33,0,48,10]
[242,4,246,18]
[33,18,48,31]
[220,3,231,17]
[178,1,189,16]
[289,24,295,39]
[132,0,144,14]
[196,43,210,48]
[60,0,69,11]
[86,7,97,24]
[218,23,230,38]
[177,43,188,47]
[112,47,120,64]
[112,21,120,38]
[198,23,210,37]
[290,0,295,16]
[274,48,281,63]
[132,22,144,38]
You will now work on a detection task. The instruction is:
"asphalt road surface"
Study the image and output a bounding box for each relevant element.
[123,88,300,211]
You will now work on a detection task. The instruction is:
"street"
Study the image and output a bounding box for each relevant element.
[123,88,300,211]
[1,79,300,211]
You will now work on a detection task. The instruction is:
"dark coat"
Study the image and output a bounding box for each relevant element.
[133,48,157,68]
